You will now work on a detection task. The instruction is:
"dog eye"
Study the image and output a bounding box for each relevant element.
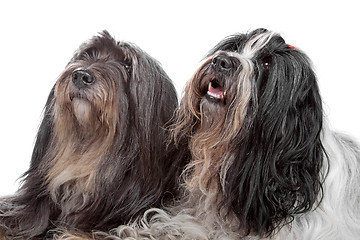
[124,64,131,72]
[261,56,272,71]
[120,57,132,73]
[262,62,271,71]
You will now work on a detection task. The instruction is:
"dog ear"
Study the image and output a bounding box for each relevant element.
[223,50,325,236]
[134,51,182,170]
[102,48,187,217]
[0,87,56,238]
[25,87,55,173]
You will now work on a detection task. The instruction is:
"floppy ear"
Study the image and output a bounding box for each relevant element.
[127,50,178,167]
[133,50,191,198]
[131,50,185,182]
[93,48,188,224]
[0,87,57,238]
[134,52,178,129]
[223,50,325,236]
[26,87,55,173]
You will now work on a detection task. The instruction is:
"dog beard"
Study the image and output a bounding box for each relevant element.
[71,98,93,126]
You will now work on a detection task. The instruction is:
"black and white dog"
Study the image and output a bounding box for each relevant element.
[0,31,187,239]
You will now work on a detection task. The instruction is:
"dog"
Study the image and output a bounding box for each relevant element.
[57,28,360,240]
[0,31,187,239]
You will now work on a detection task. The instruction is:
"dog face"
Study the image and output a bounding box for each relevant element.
[174,28,324,236]
[53,31,165,140]
[55,35,132,131]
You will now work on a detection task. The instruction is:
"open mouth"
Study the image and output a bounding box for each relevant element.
[207,79,226,100]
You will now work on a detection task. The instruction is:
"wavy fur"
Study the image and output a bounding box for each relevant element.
[56,29,360,240]
[0,31,187,239]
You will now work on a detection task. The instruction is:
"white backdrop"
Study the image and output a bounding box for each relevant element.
[0,0,359,195]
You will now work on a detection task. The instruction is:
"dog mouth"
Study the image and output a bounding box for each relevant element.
[68,91,94,125]
[204,76,228,104]
[207,78,225,100]
[69,92,88,102]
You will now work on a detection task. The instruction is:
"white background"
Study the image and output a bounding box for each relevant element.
[0,0,359,195]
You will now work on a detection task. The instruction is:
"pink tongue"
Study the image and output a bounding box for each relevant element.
[209,85,224,96]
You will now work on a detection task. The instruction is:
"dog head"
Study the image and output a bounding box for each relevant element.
[54,31,176,139]
[174,28,325,236]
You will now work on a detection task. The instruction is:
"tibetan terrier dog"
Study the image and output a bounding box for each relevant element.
[0,31,187,239]
[59,28,360,240]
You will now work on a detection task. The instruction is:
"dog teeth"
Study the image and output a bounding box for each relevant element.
[207,82,224,99]
[207,91,224,99]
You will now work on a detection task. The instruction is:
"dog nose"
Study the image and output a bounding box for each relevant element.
[212,55,234,71]
[72,69,94,89]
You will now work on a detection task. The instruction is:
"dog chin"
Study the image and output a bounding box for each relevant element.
[71,98,93,125]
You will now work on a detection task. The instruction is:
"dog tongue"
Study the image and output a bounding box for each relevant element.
[208,83,224,99]
[209,85,223,94]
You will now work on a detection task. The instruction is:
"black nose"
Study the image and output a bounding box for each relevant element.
[211,55,234,71]
[72,69,94,89]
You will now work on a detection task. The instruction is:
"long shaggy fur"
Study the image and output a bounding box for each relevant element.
[0,31,187,239]
[56,29,360,240]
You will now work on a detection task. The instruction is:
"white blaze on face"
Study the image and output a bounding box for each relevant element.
[223,31,275,134]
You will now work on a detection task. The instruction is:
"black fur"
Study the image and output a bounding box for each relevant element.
[0,31,187,239]
[214,29,325,236]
